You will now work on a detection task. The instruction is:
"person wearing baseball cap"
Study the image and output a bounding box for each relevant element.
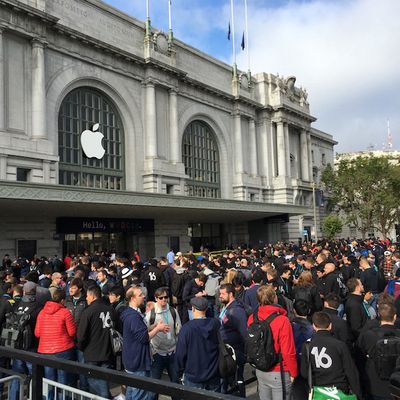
[176,296,220,391]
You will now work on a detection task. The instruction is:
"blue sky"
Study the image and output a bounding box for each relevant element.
[103,0,400,153]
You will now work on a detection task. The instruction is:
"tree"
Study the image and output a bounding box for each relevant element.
[322,154,400,239]
[323,214,343,239]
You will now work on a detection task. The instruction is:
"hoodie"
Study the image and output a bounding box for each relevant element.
[121,307,151,372]
[220,300,247,351]
[35,301,76,354]
[176,317,220,383]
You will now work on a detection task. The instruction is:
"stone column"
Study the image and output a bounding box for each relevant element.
[0,154,7,180]
[169,89,179,164]
[307,132,313,181]
[0,28,4,130]
[300,129,309,181]
[284,122,290,177]
[31,39,47,139]
[248,118,257,176]
[257,118,269,178]
[276,121,287,177]
[43,160,51,183]
[234,113,243,174]
[145,82,157,158]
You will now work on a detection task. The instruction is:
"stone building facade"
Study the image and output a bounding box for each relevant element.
[0,0,336,258]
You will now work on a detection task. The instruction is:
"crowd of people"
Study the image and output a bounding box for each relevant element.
[0,238,400,400]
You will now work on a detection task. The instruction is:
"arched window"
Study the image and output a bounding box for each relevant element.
[58,87,124,189]
[182,121,220,198]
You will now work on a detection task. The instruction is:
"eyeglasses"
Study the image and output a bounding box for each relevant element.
[157,296,168,300]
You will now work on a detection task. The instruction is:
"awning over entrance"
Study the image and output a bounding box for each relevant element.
[0,182,308,223]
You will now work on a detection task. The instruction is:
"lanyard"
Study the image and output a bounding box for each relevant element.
[160,306,169,325]
[362,301,371,318]
[219,307,227,320]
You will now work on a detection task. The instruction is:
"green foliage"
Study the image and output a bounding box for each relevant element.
[323,214,343,239]
[321,154,400,239]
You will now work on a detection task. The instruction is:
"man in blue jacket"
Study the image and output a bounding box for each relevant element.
[219,283,248,397]
[121,286,169,400]
[176,297,220,391]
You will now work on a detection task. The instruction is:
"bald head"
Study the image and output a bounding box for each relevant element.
[324,263,336,274]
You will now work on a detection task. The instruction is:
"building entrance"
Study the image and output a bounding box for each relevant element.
[188,223,224,252]
[57,217,154,256]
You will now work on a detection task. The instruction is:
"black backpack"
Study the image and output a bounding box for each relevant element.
[1,310,33,350]
[336,272,349,300]
[294,286,312,307]
[370,330,400,380]
[246,311,280,371]
[171,270,189,301]
[218,331,237,378]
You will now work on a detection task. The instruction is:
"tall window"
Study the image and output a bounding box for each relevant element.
[182,121,220,198]
[58,87,124,190]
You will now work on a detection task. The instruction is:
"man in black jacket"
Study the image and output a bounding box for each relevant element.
[323,293,351,348]
[77,285,116,398]
[345,278,368,342]
[142,259,166,301]
[357,303,400,400]
[9,282,43,400]
[301,312,361,399]
[65,278,88,390]
[182,273,207,320]
[319,263,341,299]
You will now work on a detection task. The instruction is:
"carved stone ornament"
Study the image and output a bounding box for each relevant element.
[154,32,169,54]
[239,72,249,89]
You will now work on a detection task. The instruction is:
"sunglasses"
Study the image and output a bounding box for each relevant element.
[157,296,169,300]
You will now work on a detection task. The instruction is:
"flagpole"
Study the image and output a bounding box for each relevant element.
[244,0,251,78]
[230,0,237,77]
[168,0,173,44]
[145,0,151,37]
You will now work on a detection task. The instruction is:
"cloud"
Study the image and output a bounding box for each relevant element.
[104,0,400,153]
[235,0,400,152]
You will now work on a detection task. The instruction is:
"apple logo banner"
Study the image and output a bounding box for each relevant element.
[80,123,105,159]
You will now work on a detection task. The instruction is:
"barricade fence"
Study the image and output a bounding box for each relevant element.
[0,346,236,400]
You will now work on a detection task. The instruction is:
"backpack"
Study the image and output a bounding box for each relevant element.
[109,321,123,356]
[1,310,33,350]
[369,330,400,380]
[294,286,312,307]
[204,274,222,297]
[279,294,295,321]
[171,270,189,301]
[246,311,280,371]
[218,331,237,378]
[149,306,177,329]
[337,272,349,300]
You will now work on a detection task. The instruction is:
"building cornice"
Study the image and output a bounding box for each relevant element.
[0,182,308,215]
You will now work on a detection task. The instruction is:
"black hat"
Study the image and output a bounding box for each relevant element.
[190,297,208,312]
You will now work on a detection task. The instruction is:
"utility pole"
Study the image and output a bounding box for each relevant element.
[312,181,318,242]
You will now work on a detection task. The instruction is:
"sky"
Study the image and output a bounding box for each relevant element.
[103,0,400,153]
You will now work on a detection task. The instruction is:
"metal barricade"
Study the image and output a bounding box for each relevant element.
[0,374,25,400]
[38,378,109,400]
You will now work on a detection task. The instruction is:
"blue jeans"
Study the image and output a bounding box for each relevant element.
[149,353,179,400]
[42,348,76,400]
[76,349,89,391]
[183,375,220,392]
[125,370,151,400]
[9,359,32,400]
[85,361,111,398]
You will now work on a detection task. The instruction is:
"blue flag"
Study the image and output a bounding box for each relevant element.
[241,32,245,50]
[228,22,231,40]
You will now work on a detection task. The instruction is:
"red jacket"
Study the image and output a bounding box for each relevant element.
[35,301,76,354]
[247,304,298,378]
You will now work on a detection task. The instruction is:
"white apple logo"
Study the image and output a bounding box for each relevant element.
[80,123,105,159]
